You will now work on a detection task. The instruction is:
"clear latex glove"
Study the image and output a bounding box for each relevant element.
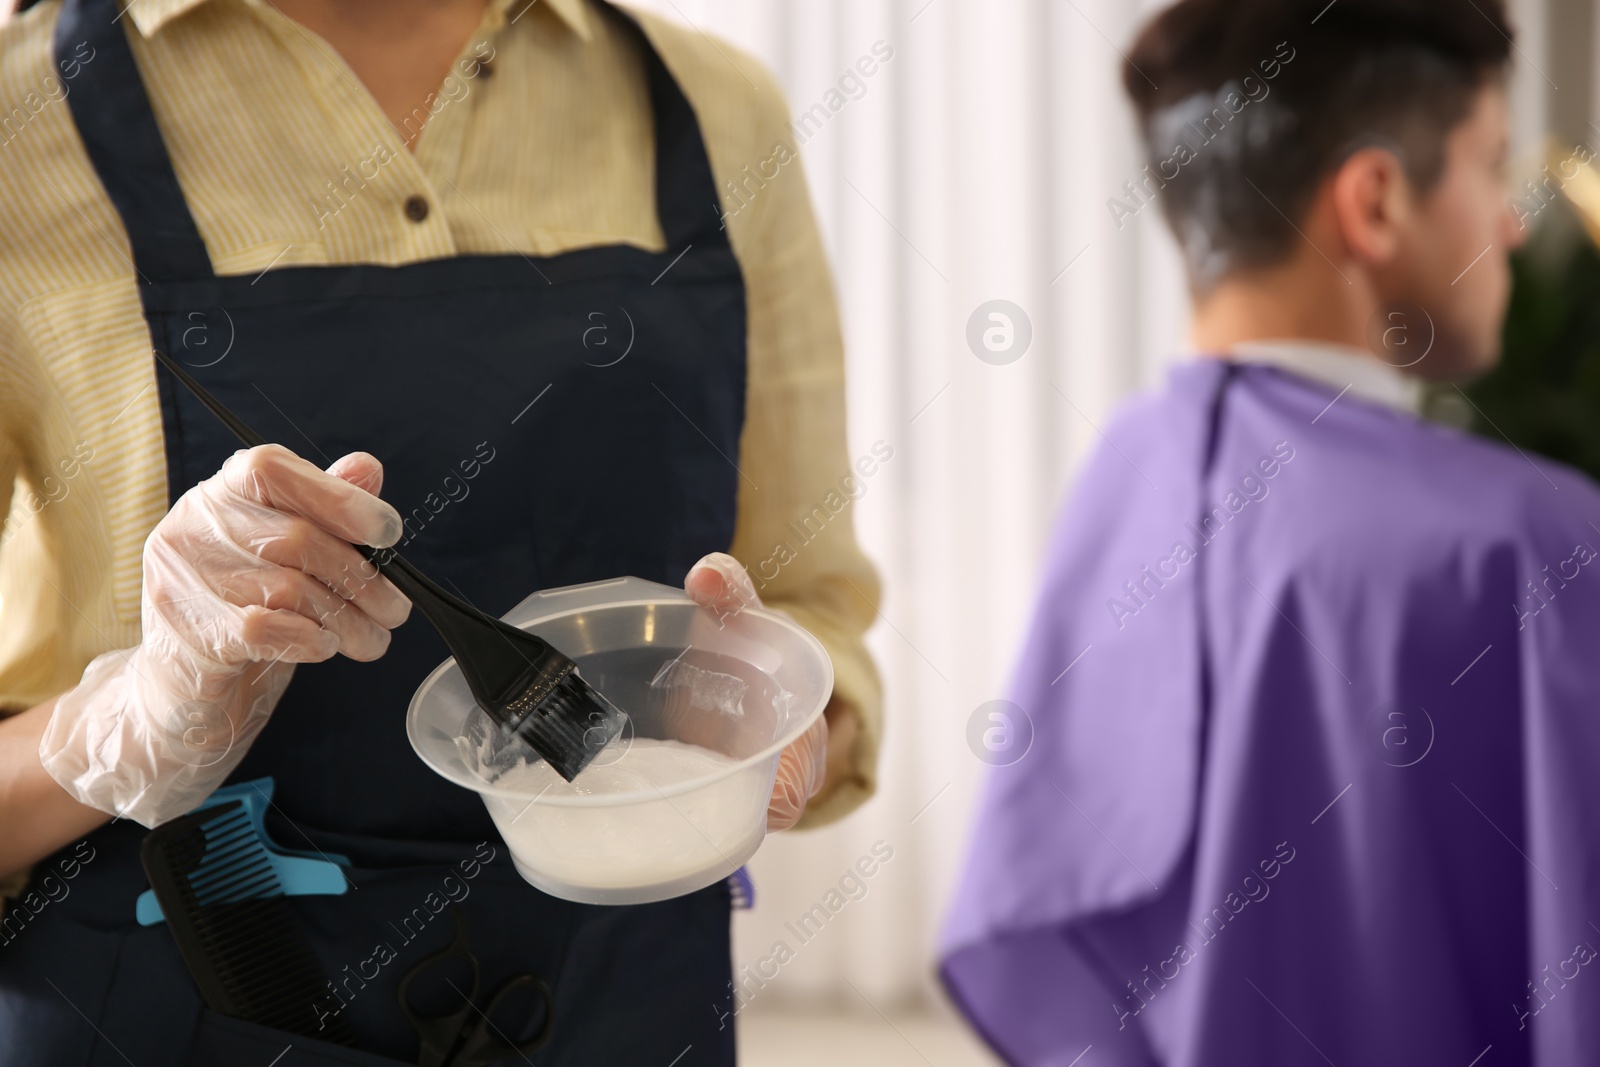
[39,445,411,827]
[684,552,827,832]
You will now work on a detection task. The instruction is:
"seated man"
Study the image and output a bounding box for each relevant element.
[942,0,1596,1064]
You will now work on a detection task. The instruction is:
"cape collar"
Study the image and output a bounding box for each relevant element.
[1223,339,1424,416]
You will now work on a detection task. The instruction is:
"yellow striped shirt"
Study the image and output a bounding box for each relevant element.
[0,0,881,824]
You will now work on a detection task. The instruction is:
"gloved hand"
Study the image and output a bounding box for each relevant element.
[685,552,828,831]
[39,445,410,827]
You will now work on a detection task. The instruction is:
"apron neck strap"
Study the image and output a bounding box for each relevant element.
[607,5,731,252]
[55,0,732,285]
[56,0,214,283]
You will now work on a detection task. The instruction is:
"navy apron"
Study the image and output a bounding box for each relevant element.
[0,0,748,1062]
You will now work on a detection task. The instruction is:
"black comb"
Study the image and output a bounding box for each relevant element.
[153,348,626,781]
[139,801,354,1042]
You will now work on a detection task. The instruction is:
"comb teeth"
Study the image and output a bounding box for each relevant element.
[504,672,628,781]
[185,807,276,907]
[141,802,352,1044]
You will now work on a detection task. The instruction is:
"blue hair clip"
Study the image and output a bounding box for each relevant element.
[727,866,755,909]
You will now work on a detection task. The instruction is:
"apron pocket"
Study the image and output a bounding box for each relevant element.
[188,1011,412,1066]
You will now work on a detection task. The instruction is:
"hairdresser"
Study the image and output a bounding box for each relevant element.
[0,0,882,1061]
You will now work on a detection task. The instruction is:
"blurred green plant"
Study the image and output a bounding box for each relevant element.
[1462,231,1600,482]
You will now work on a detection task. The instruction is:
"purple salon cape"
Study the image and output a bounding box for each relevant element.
[941,359,1600,1066]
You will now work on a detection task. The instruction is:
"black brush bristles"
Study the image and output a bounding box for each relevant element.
[373,550,627,781]
[498,666,629,780]
[151,347,628,782]
[140,802,352,1044]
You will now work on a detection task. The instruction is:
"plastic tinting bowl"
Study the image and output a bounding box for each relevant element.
[407,576,833,905]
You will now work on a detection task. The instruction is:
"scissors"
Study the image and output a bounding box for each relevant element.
[397,906,554,1067]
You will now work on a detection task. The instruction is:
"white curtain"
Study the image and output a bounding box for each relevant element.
[628,0,1186,1012]
[631,0,1556,1015]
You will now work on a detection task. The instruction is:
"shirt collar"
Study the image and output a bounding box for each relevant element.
[125,0,593,43]
[123,0,210,35]
[496,0,592,41]
[1223,338,1425,416]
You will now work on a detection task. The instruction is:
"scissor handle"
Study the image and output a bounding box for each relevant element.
[396,909,482,1067]
[450,972,555,1067]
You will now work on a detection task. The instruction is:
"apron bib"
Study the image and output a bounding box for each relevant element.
[0,0,747,1062]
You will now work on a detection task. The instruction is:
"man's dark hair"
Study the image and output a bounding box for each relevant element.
[1123,0,1513,289]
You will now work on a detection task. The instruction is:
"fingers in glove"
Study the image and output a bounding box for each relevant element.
[766,713,828,832]
[141,574,342,668]
[222,511,410,630]
[797,713,828,797]
[221,604,340,664]
[221,445,404,549]
[686,552,762,619]
[326,451,384,496]
[211,564,393,661]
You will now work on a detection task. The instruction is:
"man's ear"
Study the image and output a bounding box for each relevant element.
[1327,146,1412,266]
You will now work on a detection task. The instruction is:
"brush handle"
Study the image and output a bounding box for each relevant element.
[356,545,513,650]
[151,349,517,642]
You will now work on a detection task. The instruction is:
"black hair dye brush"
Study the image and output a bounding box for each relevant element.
[153,349,625,781]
